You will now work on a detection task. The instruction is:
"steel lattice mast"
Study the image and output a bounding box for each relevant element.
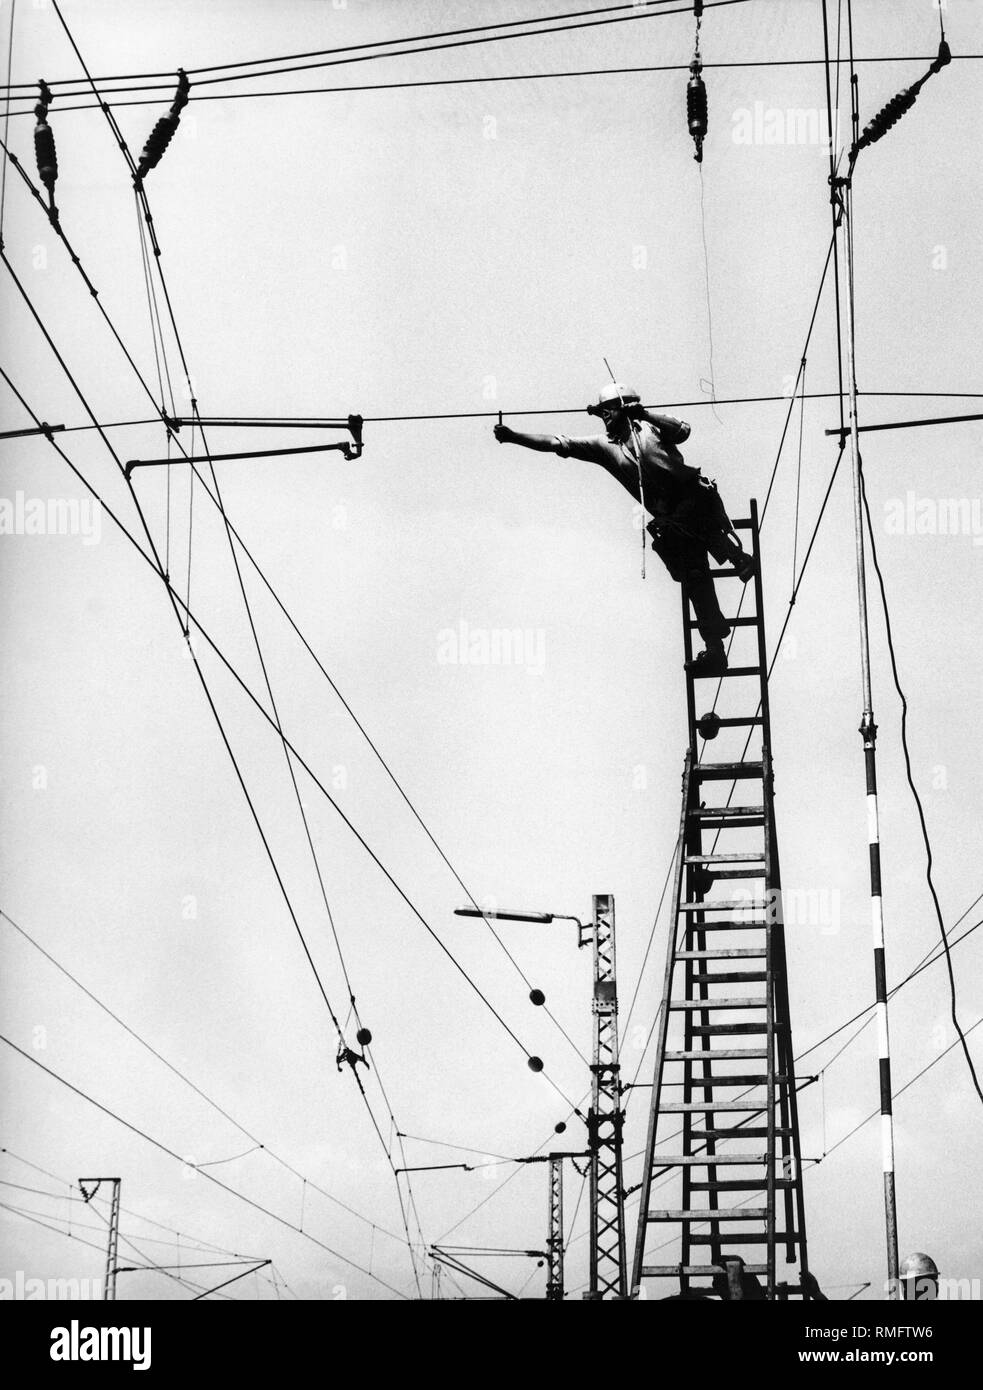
[586,893,628,1298]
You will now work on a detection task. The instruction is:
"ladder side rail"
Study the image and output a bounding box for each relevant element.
[749,500,778,1297]
[630,755,695,1294]
[752,496,810,1288]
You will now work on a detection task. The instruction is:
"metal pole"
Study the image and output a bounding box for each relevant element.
[79,1178,121,1300]
[546,1155,564,1301]
[587,893,627,1298]
[840,175,900,1299]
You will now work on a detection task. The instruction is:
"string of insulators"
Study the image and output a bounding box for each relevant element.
[687,2,707,163]
[853,39,951,156]
[135,69,190,185]
[687,61,707,162]
[33,80,58,213]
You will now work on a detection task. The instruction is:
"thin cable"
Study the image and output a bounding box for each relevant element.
[0,0,15,243]
[791,358,807,585]
[697,163,722,424]
[0,0,730,93]
[4,50,977,115]
[0,364,582,1117]
[859,465,983,1105]
[0,1034,410,1298]
[824,1016,983,1160]
[0,131,587,1084]
[0,1145,262,1259]
[41,1,753,101]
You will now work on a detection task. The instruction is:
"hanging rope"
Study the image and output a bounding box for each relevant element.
[165,427,172,581]
[791,357,807,588]
[697,164,722,423]
[185,413,196,636]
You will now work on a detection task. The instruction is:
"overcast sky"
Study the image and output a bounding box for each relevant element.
[1,0,981,1301]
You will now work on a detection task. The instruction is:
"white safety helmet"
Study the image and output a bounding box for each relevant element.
[900,1252,939,1281]
[595,382,640,413]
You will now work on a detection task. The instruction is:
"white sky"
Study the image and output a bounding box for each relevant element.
[1,0,981,1301]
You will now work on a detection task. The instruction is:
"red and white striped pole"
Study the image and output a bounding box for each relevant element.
[841,174,900,1298]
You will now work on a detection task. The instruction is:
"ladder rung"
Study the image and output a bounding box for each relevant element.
[713,716,763,727]
[648,1208,767,1222]
[687,614,759,629]
[641,1263,769,1277]
[665,1048,767,1060]
[690,1233,801,1246]
[707,567,748,578]
[690,1180,797,1191]
[731,519,753,531]
[650,1155,767,1167]
[670,997,767,1011]
[690,664,761,677]
[685,853,765,865]
[694,815,765,830]
[689,804,764,820]
[660,1101,772,1113]
[676,950,766,960]
[685,920,769,933]
[682,1073,780,1087]
[695,762,764,781]
[690,972,768,985]
[691,1023,769,1034]
[691,1127,793,1139]
[705,868,767,880]
[680,899,769,912]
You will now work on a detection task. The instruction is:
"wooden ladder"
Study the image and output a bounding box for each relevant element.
[630,499,813,1300]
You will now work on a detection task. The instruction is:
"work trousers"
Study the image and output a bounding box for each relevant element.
[646,482,746,643]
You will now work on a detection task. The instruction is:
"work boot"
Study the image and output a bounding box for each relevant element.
[686,640,728,676]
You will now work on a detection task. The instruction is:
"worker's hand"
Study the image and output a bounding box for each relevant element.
[624,401,646,420]
[493,423,513,443]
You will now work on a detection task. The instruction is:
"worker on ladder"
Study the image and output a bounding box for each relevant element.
[494,383,754,673]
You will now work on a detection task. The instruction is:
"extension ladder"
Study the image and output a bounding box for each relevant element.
[631,499,813,1300]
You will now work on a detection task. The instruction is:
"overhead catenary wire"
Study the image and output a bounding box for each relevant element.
[5,0,755,105]
[0,1146,266,1261]
[5,0,978,1289]
[46,10,436,1295]
[4,54,980,118]
[0,1034,411,1299]
[0,360,584,1124]
[0,0,729,93]
[0,127,591,1081]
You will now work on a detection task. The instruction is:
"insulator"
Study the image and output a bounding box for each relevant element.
[687,64,708,162]
[136,114,178,180]
[33,117,57,192]
[857,85,917,151]
[135,71,191,183]
[37,78,53,109]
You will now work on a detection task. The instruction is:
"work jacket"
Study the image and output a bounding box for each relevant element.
[550,413,701,516]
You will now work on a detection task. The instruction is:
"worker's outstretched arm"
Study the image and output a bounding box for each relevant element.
[634,408,691,443]
[493,424,558,452]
